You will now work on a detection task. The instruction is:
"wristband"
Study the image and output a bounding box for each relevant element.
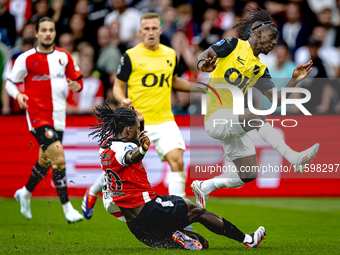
[197,59,205,70]
[139,146,147,155]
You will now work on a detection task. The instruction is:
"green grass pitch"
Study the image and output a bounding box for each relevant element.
[1,197,340,254]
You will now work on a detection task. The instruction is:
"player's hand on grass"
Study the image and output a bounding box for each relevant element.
[292,60,313,82]
[139,131,150,152]
[121,98,132,108]
[199,56,217,72]
[16,93,29,110]
[130,105,144,123]
[67,78,82,92]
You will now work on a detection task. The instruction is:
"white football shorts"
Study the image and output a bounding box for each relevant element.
[145,121,186,161]
[204,108,256,162]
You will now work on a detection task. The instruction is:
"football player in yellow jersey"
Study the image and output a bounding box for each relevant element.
[192,8,320,209]
[81,13,196,220]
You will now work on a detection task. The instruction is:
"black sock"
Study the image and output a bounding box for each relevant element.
[52,169,69,204]
[222,218,245,243]
[25,162,50,192]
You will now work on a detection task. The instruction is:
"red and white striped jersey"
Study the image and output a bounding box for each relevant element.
[6,46,83,131]
[100,139,157,209]
[67,75,104,113]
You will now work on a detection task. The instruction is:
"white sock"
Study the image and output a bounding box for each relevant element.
[257,122,299,164]
[168,171,186,197]
[243,234,252,243]
[89,172,105,196]
[21,186,31,199]
[201,171,244,194]
[62,201,73,214]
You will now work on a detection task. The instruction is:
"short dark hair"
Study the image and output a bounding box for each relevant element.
[35,17,54,32]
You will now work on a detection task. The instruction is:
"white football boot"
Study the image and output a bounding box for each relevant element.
[64,204,84,223]
[244,226,266,248]
[14,188,32,220]
[191,180,209,208]
[295,143,319,173]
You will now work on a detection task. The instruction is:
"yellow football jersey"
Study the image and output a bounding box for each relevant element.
[205,38,274,120]
[117,43,177,125]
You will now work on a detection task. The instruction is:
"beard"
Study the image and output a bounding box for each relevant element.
[41,40,54,49]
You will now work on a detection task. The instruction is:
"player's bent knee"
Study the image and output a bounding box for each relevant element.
[240,173,258,183]
[38,157,52,168]
[52,163,66,170]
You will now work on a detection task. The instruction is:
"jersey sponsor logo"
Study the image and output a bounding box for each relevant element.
[32,73,65,81]
[141,73,171,87]
[214,39,225,46]
[253,65,260,75]
[59,59,65,66]
[124,145,133,151]
[224,67,251,91]
[103,190,125,198]
[45,128,55,139]
[237,56,245,65]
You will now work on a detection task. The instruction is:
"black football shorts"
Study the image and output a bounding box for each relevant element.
[126,195,189,249]
[31,125,63,151]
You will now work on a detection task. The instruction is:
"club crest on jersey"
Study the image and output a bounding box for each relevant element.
[214,39,225,46]
[124,145,133,151]
[59,59,65,66]
[45,128,55,139]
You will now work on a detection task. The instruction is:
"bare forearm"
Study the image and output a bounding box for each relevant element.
[277,78,299,106]
[113,84,126,103]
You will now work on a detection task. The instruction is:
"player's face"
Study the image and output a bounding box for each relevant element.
[257,28,277,55]
[130,118,141,144]
[140,18,162,48]
[36,21,56,49]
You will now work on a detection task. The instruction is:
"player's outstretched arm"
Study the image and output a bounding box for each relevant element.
[131,105,144,131]
[124,131,150,165]
[264,60,313,106]
[196,47,217,72]
[172,75,210,93]
[292,60,313,82]
[113,78,131,107]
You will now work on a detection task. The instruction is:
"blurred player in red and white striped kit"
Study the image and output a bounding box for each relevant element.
[5,17,84,223]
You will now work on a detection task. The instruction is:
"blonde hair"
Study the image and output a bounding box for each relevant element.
[140,12,160,23]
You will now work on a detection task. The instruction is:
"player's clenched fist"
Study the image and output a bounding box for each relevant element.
[139,131,150,152]
[121,98,132,107]
[16,93,29,109]
[67,78,82,92]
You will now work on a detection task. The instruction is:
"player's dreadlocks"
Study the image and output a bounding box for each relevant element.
[89,100,137,145]
[233,7,277,40]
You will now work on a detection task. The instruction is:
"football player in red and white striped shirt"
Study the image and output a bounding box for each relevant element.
[5,17,84,223]
[88,102,266,250]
